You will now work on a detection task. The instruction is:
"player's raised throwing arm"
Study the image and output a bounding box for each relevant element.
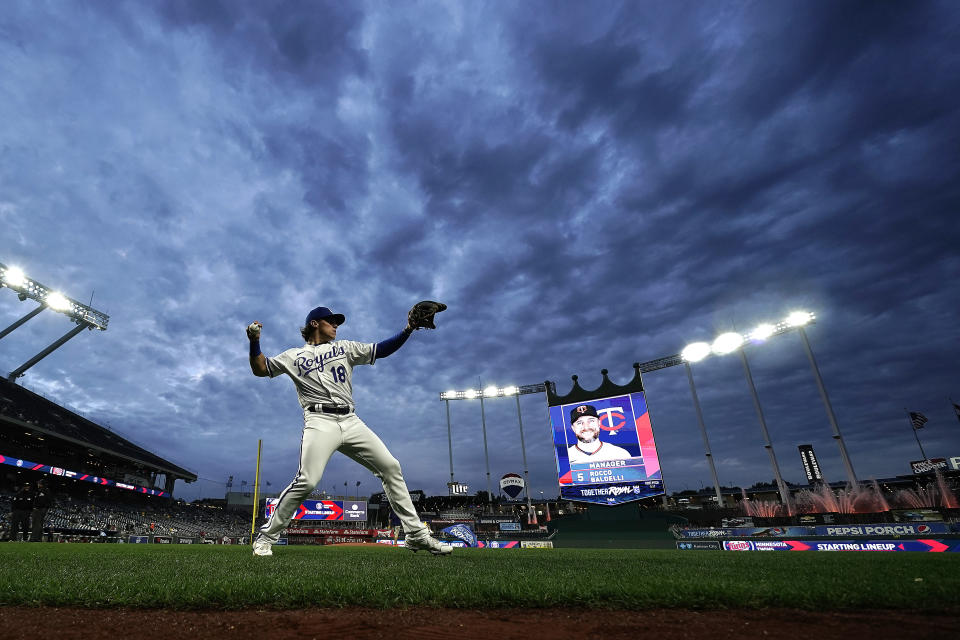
[247,322,268,377]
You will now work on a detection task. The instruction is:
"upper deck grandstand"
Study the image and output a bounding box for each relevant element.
[0,376,196,497]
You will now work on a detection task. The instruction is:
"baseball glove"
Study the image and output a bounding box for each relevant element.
[408,300,447,330]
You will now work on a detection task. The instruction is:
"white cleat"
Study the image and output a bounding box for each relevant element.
[405,534,453,556]
[252,538,273,557]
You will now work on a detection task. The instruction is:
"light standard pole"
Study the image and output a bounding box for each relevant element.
[514,393,534,523]
[444,398,455,484]
[738,348,793,514]
[478,391,493,511]
[681,313,835,514]
[682,359,725,507]
[792,322,858,487]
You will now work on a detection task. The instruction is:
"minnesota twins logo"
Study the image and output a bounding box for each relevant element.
[598,407,626,435]
[576,406,588,414]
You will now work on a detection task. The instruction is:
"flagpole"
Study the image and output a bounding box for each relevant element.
[250,439,262,544]
[905,409,927,460]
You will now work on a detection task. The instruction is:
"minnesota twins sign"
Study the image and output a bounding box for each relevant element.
[546,365,664,505]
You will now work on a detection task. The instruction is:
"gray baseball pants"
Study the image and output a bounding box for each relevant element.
[257,411,426,542]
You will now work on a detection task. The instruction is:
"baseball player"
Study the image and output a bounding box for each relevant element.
[247,304,452,556]
[567,404,632,464]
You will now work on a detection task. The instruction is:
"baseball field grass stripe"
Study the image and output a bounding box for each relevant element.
[0,545,957,611]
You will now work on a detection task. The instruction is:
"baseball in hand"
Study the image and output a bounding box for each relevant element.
[247,322,262,339]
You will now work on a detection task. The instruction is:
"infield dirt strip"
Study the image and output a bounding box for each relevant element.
[0,607,956,640]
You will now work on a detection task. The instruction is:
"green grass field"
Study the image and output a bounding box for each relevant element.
[0,544,957,611]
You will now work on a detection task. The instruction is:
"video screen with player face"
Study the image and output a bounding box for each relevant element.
[548,392,663,505]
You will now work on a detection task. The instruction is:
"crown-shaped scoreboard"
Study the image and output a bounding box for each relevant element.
[546,363,664,506]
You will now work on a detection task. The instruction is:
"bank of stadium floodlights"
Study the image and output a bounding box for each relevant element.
[437,384,539,517]
[681,311,858,512]
[0,262,109,380]
[439,310,853,515]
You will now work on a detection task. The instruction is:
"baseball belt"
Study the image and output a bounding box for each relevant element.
[307,404,352,415]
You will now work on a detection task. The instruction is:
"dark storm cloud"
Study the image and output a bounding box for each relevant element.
[262,123,372,214]
[150,0,367,84]
[1,1,957,504]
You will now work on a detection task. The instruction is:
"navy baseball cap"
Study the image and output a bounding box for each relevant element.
[570,404,599,424]
[305,306,345,327]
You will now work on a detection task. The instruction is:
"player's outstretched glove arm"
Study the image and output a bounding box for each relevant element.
[376,327,412,360]
[407,300,447,330]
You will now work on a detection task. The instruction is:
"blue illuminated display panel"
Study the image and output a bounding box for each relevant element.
[0,452,168,497]
[549,391,663,505]
[264,499,368,521]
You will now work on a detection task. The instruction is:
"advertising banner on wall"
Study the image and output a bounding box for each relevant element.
[677,540,722,550]
[486,540,520,548]
[798,445,823,483]
[442,523,478,547]
[679,522,953,538]
[724,539,960,552]
[910,458,948,474]
[264,499,367,521]
[546,367,663,505]
[0,452,168,497]
[679,526,811,538]
[499,473,525,499]
[814,522,951,536]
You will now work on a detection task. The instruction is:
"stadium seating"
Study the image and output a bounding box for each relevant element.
[0,489,251,540]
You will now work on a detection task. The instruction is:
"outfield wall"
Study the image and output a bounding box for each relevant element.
[546,508,684,549]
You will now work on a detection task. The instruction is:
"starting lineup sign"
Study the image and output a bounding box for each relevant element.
[721,539,960,552]
[265,499,367,521]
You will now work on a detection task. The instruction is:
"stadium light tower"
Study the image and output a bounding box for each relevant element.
[440,384,537,520]
[786,313,858,488]
[681,312,823,513]
[736,345,794,514]
[0,261,109,380]
[678,346,725,508]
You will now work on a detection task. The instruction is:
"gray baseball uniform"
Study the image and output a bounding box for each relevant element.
[256,338,427,543]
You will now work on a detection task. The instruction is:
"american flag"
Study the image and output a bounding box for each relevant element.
[909,411,928,430]
[953,402,960,423]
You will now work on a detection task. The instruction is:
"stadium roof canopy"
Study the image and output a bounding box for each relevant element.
[0,377,196,481]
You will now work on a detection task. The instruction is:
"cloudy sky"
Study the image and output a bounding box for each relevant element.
[1,1,958,504]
